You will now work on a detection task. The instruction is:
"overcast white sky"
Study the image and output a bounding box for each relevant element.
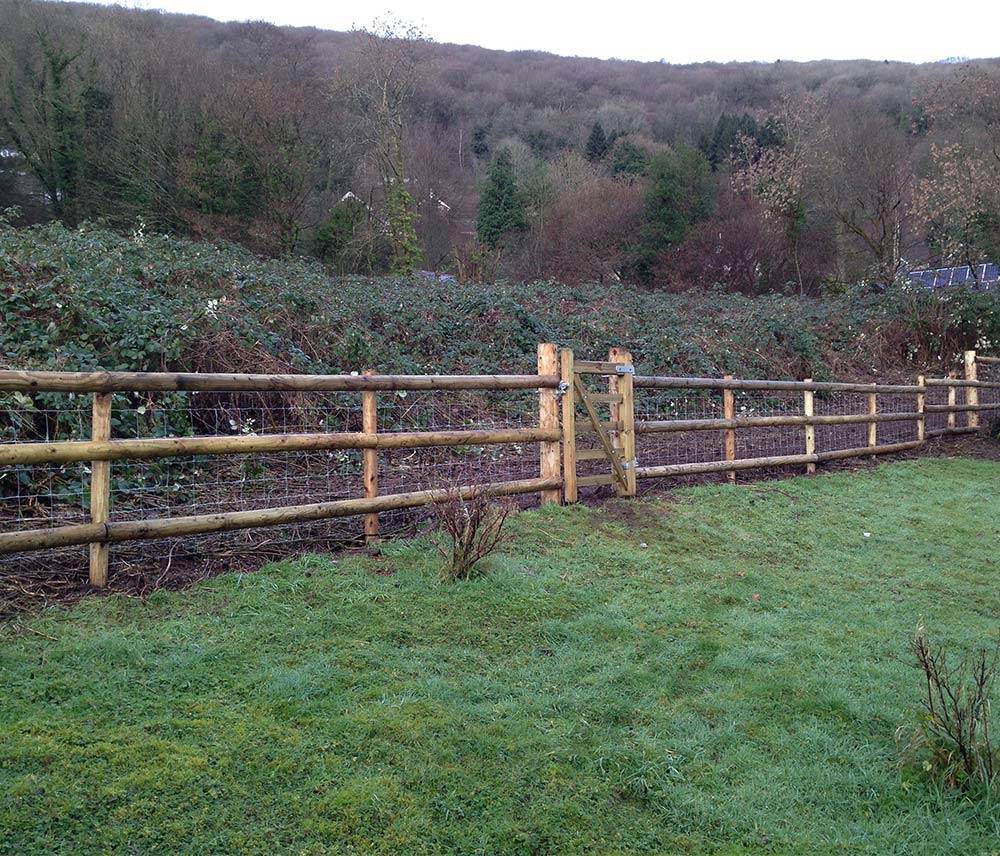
[96,0,998,63]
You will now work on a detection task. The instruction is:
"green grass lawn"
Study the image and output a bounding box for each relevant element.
[2,458,1000,855]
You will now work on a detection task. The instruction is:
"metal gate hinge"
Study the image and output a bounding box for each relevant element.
[615,365,635,375]
[555,380,570,398]
[622,458,639,470]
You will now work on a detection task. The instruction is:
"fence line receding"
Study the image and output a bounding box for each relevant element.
[1,346,998,588]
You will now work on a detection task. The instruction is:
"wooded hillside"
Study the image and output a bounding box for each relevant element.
[2,0,999,292]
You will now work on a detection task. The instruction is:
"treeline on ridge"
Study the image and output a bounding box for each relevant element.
[1,0,999,293]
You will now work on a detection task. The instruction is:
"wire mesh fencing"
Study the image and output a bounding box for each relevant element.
[3,348,1000,611]
[0,384,546,606]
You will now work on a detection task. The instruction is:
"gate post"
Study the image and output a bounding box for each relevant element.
[608,348,636,497]
[362,370,379,543]
[89,393,112,587]
[723,374,737,483]
[965,350,979,430]
[537,343,562,506]
[561,348,577,503]
[803,379,816,474]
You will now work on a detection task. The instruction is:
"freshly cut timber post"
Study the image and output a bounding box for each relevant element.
[537,343,562,505]
[362,370,379,542]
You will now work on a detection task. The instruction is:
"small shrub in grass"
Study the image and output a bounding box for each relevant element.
[897,622,1000,793]
[433,485,511,582]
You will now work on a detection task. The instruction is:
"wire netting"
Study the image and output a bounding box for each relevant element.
[0,387,542,588]
[975,359,1000,427]
[4,357,1000,600]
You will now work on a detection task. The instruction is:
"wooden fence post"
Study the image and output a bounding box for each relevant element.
[607,351,624,483]
[947,371,957,432]
[723,375,736,483]
[916,375,925,443]
[803,379,815,474]
[538,343,562,506]
[561,348,577,503]
[362,371,379,543]
[609,347,636,497]
[965,349,979,430]
[89,393,112,587]
[868,384,877,458]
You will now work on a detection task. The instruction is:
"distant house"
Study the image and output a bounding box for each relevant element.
[907,263,999,289]
[340,188,452,214]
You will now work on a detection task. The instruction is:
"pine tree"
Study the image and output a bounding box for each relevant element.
[585,121,610,162]
[476,149,525,248]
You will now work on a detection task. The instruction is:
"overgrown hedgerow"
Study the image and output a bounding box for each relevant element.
[3,220,998,387]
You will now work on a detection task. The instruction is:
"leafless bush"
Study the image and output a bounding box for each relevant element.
[897,622,1000,792]
[453,239,502,284]
[532,176,645,284]
[433,484,511,582]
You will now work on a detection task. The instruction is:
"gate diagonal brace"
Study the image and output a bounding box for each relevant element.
[572,374,629,491]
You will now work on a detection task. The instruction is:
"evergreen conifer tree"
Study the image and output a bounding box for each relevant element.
[585,121,610,162]
[476,149,525,248]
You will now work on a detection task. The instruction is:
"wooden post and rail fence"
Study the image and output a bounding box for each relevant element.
[1,347,997,586]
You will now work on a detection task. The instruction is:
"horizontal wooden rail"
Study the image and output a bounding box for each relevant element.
[574,360,626,375]
[0,427,561,467]
[633,376,923,394]
[581,392,624,404]
[0,477,561,555]
[577,473,618,487]
[924,403,1000,413]
[924,378,1000,389]
[636,440,922,479]
[814,440,922,461]
[576,420,624,434]
[636,411,920,434]
[637,453,815,478]
[927,426,979,437]
[0,370,559,393]
[977,356,1000,364]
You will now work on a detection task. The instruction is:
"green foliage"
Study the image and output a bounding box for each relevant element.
[634,144,715,280]
[3,460,1000,853]
[188,128,263,218]
[524,127,559,157]
[312,196,368,272]
[700,112,785,171]
[3,221,998,389]
[585,121,610,162]
[384,183,422,275]
[476,149,526,249]
[471,125,490,160]
[2,32,106,220]
[610,139,648,182]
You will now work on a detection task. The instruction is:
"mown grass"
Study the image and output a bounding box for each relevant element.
[2,458,1000,855]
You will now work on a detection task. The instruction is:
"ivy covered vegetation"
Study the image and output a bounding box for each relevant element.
[2,220,998,385]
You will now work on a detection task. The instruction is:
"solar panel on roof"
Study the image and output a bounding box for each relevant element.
[906,263,999,289]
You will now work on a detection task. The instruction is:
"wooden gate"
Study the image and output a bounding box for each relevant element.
[560,347,636,503]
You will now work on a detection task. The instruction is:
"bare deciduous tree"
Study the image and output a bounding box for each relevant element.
[339,17,431,274]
